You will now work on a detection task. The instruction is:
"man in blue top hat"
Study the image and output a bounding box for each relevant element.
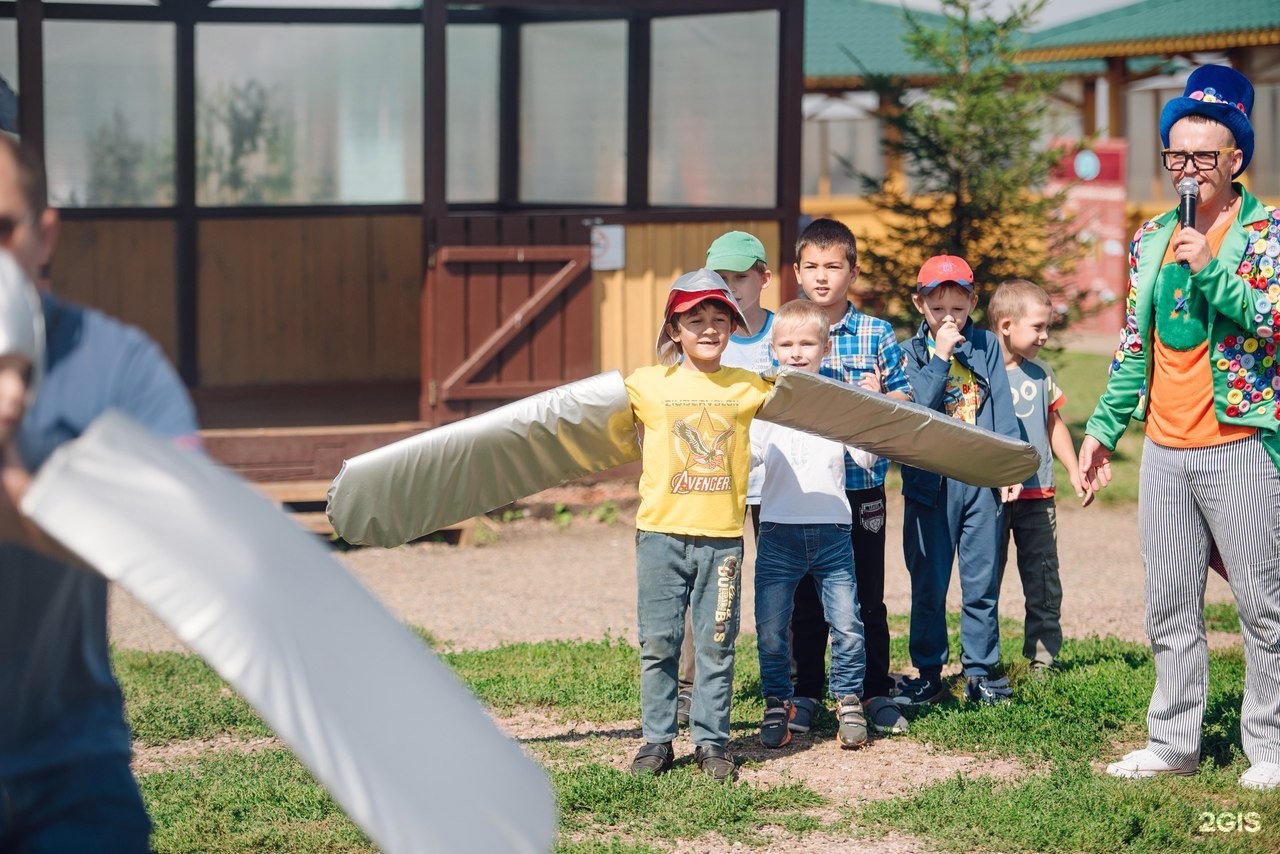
[1079,64,1280,791]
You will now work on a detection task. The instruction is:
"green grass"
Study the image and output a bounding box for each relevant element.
[1204,602,1242,633]
[860,760,1280,852]
[446,637,641,720]
[141,749,372,852]
[552,763,825,846]
[118,620,1275,852]
[115,650,270,745]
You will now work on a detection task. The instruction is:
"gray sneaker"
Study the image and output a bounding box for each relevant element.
[864,695,909,735]
[789,696,818,732]
[836,695,868,748]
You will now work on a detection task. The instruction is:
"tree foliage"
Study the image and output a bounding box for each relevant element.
[850,0,1077,324]
[84,80,296,207]
[86,109,171,206]
[197,80,297,205]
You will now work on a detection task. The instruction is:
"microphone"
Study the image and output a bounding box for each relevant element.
[1177,177,1199,268]
[1177,177,1199,229]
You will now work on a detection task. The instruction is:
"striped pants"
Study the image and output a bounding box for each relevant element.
[1139,435,1280,766]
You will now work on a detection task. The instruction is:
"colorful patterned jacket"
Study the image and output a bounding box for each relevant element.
[1085,185,1280,469]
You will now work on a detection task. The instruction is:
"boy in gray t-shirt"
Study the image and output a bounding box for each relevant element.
[988,280,1093,673]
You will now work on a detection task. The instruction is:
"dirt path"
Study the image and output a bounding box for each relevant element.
[109,484,1236,654]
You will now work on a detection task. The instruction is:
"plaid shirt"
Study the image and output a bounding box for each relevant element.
[820,302,913,489]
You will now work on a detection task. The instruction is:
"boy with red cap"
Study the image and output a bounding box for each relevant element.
[896,255,1022,707]
[672,231,777,729]
[623,269,773,782]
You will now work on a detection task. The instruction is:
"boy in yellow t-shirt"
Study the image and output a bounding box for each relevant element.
[624,268,772,783]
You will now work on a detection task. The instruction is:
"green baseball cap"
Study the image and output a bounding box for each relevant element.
[705,231,767,273]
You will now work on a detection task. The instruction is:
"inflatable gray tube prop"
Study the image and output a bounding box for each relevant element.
[329,368,1039,549]
[22,412,556,854]
[328,371,641,547]
[759,367,1039,487]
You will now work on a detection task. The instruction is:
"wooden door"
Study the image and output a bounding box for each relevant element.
[422,214,594,423]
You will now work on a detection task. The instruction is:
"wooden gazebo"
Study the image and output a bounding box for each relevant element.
[2,0,804,487]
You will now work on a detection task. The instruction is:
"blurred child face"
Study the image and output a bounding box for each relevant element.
[667,301,733,372]
[1001,302,1051,361]
[0,354,31,443]
[795,245,858,315]
[911,284,978,337]
[770,319,830,372]
[716,266,771,315]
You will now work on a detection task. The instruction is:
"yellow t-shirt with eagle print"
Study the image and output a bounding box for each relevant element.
[625,364,773,537]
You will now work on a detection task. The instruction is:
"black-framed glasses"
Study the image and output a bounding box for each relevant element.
[0,211,34,242]
[1160,148,1236,172]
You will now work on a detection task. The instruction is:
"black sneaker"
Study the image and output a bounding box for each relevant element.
[759,696,794,748]
[676,689,692,727]
[966,675,1012,705]
[893,673,946,706]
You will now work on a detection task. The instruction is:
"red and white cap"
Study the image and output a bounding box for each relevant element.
[916,255,974,294]
[655,269,750,365]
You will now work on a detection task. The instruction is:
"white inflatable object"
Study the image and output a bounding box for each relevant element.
[22,412,557,854]
[327,368,1040,548]
[0,249,44,402]
[328,371,641,547]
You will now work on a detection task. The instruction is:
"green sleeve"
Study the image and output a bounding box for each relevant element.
[1085,242,1148,450]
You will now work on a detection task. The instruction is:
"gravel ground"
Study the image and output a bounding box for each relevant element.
[111,479,1242,853]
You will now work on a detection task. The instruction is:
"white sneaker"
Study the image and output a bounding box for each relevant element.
[1240,761,1280,791]
[1105,748,1197,779]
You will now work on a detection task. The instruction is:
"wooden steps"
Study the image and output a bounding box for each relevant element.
[250,478,484,545]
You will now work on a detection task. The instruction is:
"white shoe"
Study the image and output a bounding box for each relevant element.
[1105,748,1197,779]
[1240,761,1280,791]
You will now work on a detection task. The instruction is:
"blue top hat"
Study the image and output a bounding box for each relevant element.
[1159,65,1254,177]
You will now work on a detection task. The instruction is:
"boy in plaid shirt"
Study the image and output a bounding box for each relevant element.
[791,218,913,735]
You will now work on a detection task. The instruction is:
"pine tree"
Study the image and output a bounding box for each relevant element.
[851,0,1076,324]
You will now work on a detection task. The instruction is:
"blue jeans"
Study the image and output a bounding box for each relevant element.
[755,522,865,700]
[636,530,743,748]
[903,479,1003,677]
[0,754,151,853]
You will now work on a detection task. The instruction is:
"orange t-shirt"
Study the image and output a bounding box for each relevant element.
[1146,215,1256,448]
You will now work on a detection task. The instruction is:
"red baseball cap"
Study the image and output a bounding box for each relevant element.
[916,255,975,293]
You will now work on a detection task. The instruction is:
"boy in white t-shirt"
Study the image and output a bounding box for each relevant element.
[751,299,872,749]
